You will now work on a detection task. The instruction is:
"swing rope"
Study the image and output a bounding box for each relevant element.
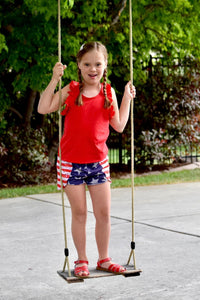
[127,0,137,269]
[58,0,71,276]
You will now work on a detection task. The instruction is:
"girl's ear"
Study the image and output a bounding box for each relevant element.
[78,61,83,70]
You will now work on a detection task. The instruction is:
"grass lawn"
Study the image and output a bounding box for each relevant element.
[0,168,200,199]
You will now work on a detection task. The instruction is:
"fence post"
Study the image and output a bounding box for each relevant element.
[119,133,122,167]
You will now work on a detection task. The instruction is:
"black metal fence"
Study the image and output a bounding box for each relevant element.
[44,113,200,170]
[107,131,200,170]
[44,55,200,170]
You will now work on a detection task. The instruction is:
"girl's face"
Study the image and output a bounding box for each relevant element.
[78,50,107,85]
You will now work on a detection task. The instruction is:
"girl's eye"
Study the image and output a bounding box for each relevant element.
[97,63,101,67]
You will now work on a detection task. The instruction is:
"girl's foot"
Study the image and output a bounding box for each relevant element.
[96,257,126,274]
[74,260,90,278]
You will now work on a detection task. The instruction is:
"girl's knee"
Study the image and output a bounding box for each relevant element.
[73,208,87,223]
[95,210,110,224]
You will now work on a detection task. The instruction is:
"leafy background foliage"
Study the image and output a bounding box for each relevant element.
[0,0,200,185]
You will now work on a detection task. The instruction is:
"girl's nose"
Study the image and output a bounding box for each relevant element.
[90,65,96,71]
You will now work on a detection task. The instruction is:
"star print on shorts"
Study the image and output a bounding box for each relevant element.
[57,156,111,189]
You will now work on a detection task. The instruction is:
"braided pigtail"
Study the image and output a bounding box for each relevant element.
[103,68,110,109]
[75,68,84,106]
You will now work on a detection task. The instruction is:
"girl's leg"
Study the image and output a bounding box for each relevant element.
[64,184,88,276]
[88,181,125,271]
[88,181,111,260]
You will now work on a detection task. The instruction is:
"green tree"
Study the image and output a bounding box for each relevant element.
[1,0,200,119]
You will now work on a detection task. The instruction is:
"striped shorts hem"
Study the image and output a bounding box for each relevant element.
[57,156,111,190]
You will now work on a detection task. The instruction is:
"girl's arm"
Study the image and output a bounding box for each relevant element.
[109,81,136,133]
[37,62,69,114]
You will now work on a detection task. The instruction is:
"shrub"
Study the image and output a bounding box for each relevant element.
[0,126,49,185]
[132,57,200,169]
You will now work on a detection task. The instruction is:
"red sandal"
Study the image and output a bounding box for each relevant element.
[74,260,90,278]
[96,257,126,275]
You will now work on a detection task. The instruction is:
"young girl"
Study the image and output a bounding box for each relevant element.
[38,41,136,278]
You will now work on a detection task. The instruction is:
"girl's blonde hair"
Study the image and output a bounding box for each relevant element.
[76,41,110,108]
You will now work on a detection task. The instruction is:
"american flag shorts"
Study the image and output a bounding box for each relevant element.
[57,156,111,189]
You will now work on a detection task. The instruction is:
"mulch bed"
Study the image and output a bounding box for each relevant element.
[0,162,190,189]
[0,166,57,189]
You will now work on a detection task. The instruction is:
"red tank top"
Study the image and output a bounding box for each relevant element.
[59,81,115,163]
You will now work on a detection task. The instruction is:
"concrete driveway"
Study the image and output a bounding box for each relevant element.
[0,182,200,299]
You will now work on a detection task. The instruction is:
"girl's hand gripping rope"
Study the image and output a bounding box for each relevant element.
[52,62,67,82]
[124,81,136,101]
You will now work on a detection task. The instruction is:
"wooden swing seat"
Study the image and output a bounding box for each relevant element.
[57,265,142,284]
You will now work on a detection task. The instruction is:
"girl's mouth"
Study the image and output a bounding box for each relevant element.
[88,74,97,78]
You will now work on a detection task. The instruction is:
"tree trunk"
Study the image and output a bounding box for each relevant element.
[24,89,37,130]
